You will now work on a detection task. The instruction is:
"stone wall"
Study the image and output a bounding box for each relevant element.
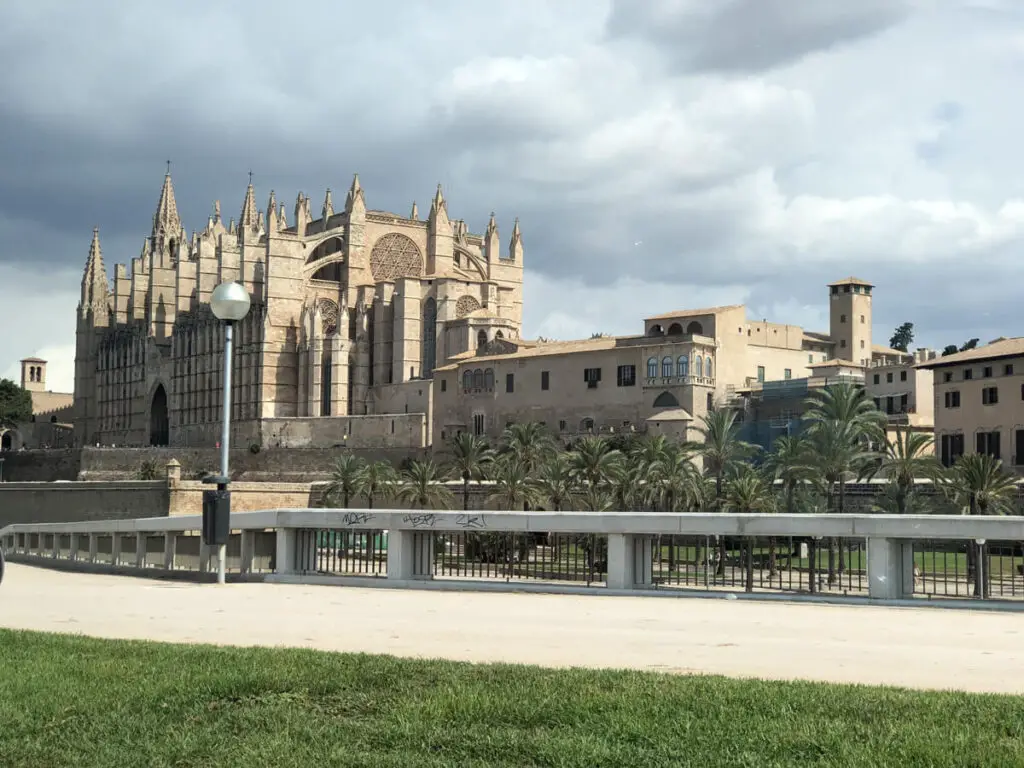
[0,449,81,482]
[0,481,167,528]
[260,414,427,450]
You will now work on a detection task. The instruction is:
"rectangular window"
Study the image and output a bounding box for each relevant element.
[944,390,961,408]
[964,369,973,380]
[900,393,908,412]
[982,386,998,405]
[1005,364,1014,376]
[873,397,882,410]
[506,373,514,393]
[558,419,567,432]
[886,396,895,414]
[784,369,792,380]
[584,367,601,388]
[473,413,485,436]
[840,340,847,348]
[976,431,1001,460]
[757,366,765,383]
[886,372,893,383]
[983,366,993,378]
[616,364,636,387]
[940,433,965,467]
[808,354,813,364]
[541,371,549,391]
[900,370,907,381]
[944,372,953,383]
[840,314,847,323]
[1016,429,1024,466]
[440,379,447,392]
[873,374,880,384]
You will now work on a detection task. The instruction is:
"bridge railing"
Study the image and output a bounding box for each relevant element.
[3,510,1024,604]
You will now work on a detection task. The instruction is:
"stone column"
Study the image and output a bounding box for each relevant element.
[332,336,350,418]
[392,278,422,383]
[606,534,654,590]
[867,537,914,600]
[386,530,434,581]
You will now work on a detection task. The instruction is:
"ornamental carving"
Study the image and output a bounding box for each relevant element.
[455,295,481,318]
[317,298,339,335]
[369,233,423,281]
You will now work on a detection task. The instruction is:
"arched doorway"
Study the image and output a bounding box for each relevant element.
[149,385,169,446]
[1,431,13,451]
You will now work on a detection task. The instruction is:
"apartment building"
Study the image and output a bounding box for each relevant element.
[918,337,1024,469]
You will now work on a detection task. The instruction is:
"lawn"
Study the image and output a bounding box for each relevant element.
[1,631,1023,767]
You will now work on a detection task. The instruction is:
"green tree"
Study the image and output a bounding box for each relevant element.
[567,436,623,490]
[324,453,366,508]
[531,452,577,511]
[888,322,914,352]
[942,453,1019,598]
[0,378,32,428]
[942,338,980,356]
[448,432,494,510]
[396,460,453,510]
[762,433,816,577]
[488,455,542,510]
[723,465,777,591]
[870,428,942,514]
[359,460,399,509]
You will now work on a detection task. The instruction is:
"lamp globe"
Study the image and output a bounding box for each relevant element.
[210,281,251,322]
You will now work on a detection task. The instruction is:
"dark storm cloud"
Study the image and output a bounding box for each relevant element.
[606,0,914,74]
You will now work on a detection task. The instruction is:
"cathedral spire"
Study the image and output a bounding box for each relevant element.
[239,174,258,230]
[80,227,110,312]
[508,217,522,261]
[431,183,446,214]
[152,167,182,240]
[266,190,278,233]
[322,188,334,220]
[410,201,419,220]
[344,174,364,214]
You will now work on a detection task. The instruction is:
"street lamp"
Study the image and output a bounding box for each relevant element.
[205,281,251,585]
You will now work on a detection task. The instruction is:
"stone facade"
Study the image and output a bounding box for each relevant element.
[0,358,75,451]
[432,277,920,445]
[72,172,523,450]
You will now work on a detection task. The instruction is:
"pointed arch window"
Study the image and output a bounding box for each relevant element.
[421,298,437,378]
[647,356,658,379]
[677,355,689,378]
[695,355,704,378]
[661,356,673,378]
[705,358,713,379]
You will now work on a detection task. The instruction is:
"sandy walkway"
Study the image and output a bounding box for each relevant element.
[1,564,1022,694]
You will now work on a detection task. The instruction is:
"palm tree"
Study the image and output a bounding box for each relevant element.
[809,420,877,586]
[532,452,577,511]
[397,460,454,510]
[489,455,542,510]
[803,381,886,445]
[724,465,777,591]
[942,453,1020,597]
[359,460,399,509]
[448,432,494,510]
[567,436,623,491]
[762,433,815,577]
[871,428,942,515]
[698,408,756,575]
[323,453,366,508]
[502,422,556,476]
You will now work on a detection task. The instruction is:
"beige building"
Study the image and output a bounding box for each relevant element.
[73,170,523,449]
[432,277,920,444]
[919,338,1024,469]
[0,359,74,451]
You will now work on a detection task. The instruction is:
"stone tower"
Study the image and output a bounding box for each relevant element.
[20,358,47,392]
[73,227,111,444]
[828,277,873,367]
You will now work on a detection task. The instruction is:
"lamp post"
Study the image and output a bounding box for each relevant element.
[207,281,252,585]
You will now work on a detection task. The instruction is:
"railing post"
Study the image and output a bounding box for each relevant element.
[135,533,146,569]
[387,530,433,581]
[606,534,653,590]
[88,534,98,563]
[69,533,79,562]
[198,540,211,573]
[163,533,176,570]
[240,530,255,574]
[111,534,122,567]
[275,528,297,575]
[867,537,914,600]
[50,533,59,559]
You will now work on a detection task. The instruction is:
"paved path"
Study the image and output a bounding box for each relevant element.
[2,564,1022,694]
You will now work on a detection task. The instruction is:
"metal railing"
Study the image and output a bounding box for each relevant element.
[3,510,1024,606]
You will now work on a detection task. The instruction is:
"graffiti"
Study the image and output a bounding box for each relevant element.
[341,512,374,527]
[402,513,437,528]
[456,514,486,529]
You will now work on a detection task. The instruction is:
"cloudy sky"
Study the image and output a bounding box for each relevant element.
[2,0,1022,392]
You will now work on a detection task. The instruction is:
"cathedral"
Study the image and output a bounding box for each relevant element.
[73,170,524,449]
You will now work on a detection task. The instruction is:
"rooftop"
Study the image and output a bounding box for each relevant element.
[916,337,1024,368]
[644,304,744,322]
[827,276,874,288]
[19,357,46,363]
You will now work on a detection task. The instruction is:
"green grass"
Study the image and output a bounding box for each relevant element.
[1,631,1023,767]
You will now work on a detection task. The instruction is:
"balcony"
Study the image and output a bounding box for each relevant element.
[643,375,715,388]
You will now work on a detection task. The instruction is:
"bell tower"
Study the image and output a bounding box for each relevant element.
[828,277,873,367]
[20,358,46,393]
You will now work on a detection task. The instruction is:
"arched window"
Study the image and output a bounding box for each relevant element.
[695,355,703,378]
[677,355,689,378]
[661,356,673,377]
[477,329,487,348]
[686,321,704,335]
[582,417,595,432]
[653,391,680,408]
[483,368,494,390]
[667,323,683,335]
[462,370,472,390]
[421,298,437,378]
[473,369,484,389]
[495,330,504,339]
[647,356,658,379]
[705,358,713,378]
